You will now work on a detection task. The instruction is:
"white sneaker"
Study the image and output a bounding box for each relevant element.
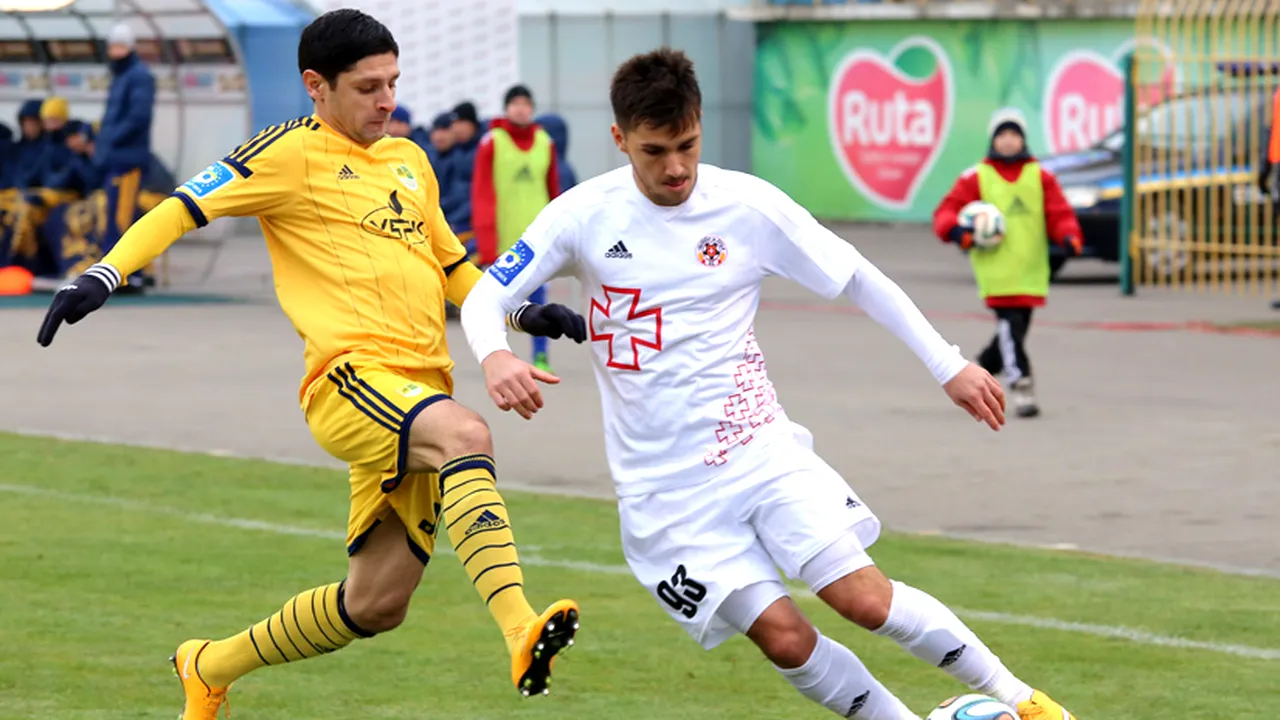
[1011,378,1040,418]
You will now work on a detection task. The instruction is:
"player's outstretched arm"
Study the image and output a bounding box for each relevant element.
[37,197,195,347]
[843,257,1005,430]
[460,203,582,419]
[744,170,1005,430]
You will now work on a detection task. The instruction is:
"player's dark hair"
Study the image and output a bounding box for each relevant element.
[610,47,702,134]
[297,9,399,85]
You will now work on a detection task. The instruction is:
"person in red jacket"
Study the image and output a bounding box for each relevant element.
[472,85,562,370]
[932,109,1082,418]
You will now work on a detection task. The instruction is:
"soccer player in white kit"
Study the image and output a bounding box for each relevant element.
[460,49,1079,720]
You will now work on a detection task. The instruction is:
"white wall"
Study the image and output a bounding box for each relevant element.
[284,0,756,180]
[317,0,520,120]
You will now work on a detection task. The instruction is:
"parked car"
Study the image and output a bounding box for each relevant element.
[1040,63,1278,280]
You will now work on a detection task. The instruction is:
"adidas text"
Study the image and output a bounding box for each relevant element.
[605,241,632,259]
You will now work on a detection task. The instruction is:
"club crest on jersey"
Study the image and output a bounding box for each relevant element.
[389,162,418,191]
[696,235,727,267]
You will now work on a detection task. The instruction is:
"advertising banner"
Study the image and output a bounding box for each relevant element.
[753,20,1175,221]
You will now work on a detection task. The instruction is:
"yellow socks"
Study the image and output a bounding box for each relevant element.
[197,581,371,687]
[439,454,536,637]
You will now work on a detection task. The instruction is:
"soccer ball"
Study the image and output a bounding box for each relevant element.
[957,201,1006,249]
[926,694,1019,720]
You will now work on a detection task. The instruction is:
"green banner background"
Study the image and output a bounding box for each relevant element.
[753,20,1149,222]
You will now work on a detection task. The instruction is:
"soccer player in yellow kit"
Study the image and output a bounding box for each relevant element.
[35,9,587,718]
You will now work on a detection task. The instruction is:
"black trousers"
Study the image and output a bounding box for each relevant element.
[977,307,1033,382]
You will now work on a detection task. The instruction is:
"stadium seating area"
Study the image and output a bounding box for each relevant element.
[0,96,174,294]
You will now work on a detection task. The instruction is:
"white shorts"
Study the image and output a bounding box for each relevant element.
[618,423,882,650]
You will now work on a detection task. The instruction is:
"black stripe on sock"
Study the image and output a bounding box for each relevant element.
[485,582,523,606]
[442,485,497,515]
[441,477,492,502]
[309,588,342,647]
[463,541,515,567]
[275,609,306,660]
[264,617,290,662]
[337,581,376,638]
[321,584,358,642]
[248,625,272,666]
[439,455,496,484]
[472,561,520,586]
[453,526,509,555]
[289,597,328,654]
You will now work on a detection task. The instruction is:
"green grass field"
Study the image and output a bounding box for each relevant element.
[1,433,1277,719]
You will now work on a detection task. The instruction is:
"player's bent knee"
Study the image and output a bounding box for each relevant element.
[342,586,413,634]
[744,600,818,669]
[818,566,893,631]
[406,402,493,472]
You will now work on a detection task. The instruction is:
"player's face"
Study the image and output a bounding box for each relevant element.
[613,119,701,207]
[431,128,454,152]
[993,128,1025,157]
[306,52,399,146]
[506,97,534,126]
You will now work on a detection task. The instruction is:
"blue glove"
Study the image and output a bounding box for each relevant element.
[37,263,120,347]
[507,301,587,343]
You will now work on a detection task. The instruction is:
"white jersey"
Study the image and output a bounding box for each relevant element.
[463,164,875,496]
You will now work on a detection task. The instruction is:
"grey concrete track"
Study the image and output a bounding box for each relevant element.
[3,223,1277,574]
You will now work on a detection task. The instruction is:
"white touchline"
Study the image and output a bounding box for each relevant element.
[12,426,1280,582]
[3,482,1278,662]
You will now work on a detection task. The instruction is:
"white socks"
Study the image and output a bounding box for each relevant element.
[873,580,1033,707]
[775,632,919,719]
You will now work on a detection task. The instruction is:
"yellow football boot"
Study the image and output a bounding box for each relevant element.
[506,599,580,697]
[170,640,230,719]
[1017,690,1076,720]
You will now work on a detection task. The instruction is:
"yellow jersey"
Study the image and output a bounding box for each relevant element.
[170,115,472,405]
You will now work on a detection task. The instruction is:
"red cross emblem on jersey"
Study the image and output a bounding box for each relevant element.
[589,286,663,371]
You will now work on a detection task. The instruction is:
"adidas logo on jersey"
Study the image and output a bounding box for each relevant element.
[604,241,632,259]
[1007,196,1030,216]
[337,165,360,180]
[465,509,507,535]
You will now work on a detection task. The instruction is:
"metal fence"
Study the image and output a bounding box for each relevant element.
[1120,0,1280,296]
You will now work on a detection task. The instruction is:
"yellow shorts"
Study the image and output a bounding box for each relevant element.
[305,360,454,563]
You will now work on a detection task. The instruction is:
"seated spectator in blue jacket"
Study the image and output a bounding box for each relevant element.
[425,111,455,175]
[40,120,100,199]
[31,97,74,188]
[93,22,156,287]
[442,101,482,245]
[5,99,46,190]
[388,105,412,138]
[535,112,579,194]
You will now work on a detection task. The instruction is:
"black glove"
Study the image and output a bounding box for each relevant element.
[507,301,587,343]
[1259,162,1273,196]
[36,263,120,347]
[1060,235,1084,257]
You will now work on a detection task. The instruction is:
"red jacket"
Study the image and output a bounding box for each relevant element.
[472,118,561,265]
[932,156,1082,308]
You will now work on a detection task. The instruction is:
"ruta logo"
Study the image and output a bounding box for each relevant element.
[1044,41,1178,155]
[827,37,954,211]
